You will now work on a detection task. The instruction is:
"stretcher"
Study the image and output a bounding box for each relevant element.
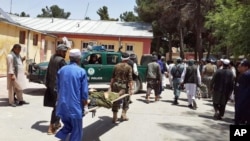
[88,93,130,112]
[87,93,130,117]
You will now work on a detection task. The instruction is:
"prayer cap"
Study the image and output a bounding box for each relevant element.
[69,49,81,57]
[222,59,230,65]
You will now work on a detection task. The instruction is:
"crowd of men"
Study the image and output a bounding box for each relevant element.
[6,43,250,140]
[156,56,250,123]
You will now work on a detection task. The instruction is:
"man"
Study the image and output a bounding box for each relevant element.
[171,57,185,105]
[6,44,29,107]
[55,49,89,141]
[88,54,100,64]
[110,52,133,123]
[43,44,68,134]
[202,59,216,98]
[160,56,168,89]
[181,59,201,109]
[167,60,175,89]
[157,54,166,94]
[127,53,139,93]
[210,59,234,120]
[145,56,162,103]
[234,59,250,124]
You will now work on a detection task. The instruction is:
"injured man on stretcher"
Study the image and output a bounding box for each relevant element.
[87,89,129,110]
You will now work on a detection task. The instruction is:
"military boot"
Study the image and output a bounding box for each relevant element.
[47,124,55,135]
[120,109,129,121]
[112,112,118,123]
[173,97,179,105]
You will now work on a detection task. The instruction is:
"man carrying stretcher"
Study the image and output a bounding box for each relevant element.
[109,52,133,123]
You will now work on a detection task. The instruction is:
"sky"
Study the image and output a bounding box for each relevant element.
[0,0,137,20]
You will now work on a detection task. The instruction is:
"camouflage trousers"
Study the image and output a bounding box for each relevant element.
[111,83,129,113]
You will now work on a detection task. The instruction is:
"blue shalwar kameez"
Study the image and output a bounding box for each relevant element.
[55,62,88,141]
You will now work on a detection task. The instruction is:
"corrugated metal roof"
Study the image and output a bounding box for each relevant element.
[11,16,153,38]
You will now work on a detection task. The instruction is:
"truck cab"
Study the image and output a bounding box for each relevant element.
[81,51,122,83]
[27,46,148,93]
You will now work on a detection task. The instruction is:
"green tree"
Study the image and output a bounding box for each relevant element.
[13,12,30,17]
[20,12,30,17]
[37,5,70,19]
[206,0,250,58]
[120,11,139,22]
[97,6,110,20]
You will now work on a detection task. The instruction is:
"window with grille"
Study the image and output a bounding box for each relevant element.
[19,31,26,44]
[82,42,88,49]
[33,34,38,46]
[126,44,134,51]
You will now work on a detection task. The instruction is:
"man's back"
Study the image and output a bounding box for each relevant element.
[212,68,234,93]
[147,62,161,79]
[57,63,88,119]
[112,62,132,82]
[171,63,185,79]
[46,54,66,88]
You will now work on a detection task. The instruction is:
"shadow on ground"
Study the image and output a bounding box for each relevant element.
[82,116,118,141]
[31,120,49,133]
[0,98,10,106]
[23,88,46,96]
[158,119,231,141]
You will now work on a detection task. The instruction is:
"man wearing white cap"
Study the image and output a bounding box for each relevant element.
[211,59,234,120]
[55,49,89,141]
[44,44,69,134]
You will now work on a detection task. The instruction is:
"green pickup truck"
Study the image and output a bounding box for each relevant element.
[27,49,149,93]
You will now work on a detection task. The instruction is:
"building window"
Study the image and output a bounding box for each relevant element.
[33,34,38,46]
[82,42,89,49]
[108,45,114,50]
[126,44,134,51]
[82,41,97,50]
[19,31,26,44]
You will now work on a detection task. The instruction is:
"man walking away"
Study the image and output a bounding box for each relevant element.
[181,59,201,110]
[110,52,133,123]
[202,59,216,98]
[210,59,234,120]
[171,57,185,105]
[145,56,162,103]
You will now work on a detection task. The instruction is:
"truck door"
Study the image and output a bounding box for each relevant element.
[102,53,120,82]
[84,53,105,83]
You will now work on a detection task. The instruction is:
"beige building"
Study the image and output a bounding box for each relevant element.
[0,8,153,75]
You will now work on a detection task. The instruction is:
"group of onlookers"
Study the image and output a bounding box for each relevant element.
[145,54,250,124]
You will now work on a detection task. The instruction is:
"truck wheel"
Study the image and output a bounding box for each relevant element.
[133,79,141,94]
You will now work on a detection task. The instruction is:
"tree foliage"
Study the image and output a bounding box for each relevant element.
[97,6,118,21]
[120,11,139,22]
[13,12,30,17]
[37,5,70,19]
[206,0,250,57]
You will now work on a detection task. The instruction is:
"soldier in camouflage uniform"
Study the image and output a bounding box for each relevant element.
[110,52,133,123]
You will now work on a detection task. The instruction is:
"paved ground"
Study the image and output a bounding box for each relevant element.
[0,77,234,141]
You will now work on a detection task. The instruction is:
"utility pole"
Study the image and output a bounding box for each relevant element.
[84,2,89,19]
[10,0,12,13]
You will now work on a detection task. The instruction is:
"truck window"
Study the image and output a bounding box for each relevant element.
[107,54,119,65]
[88,54,102,64]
